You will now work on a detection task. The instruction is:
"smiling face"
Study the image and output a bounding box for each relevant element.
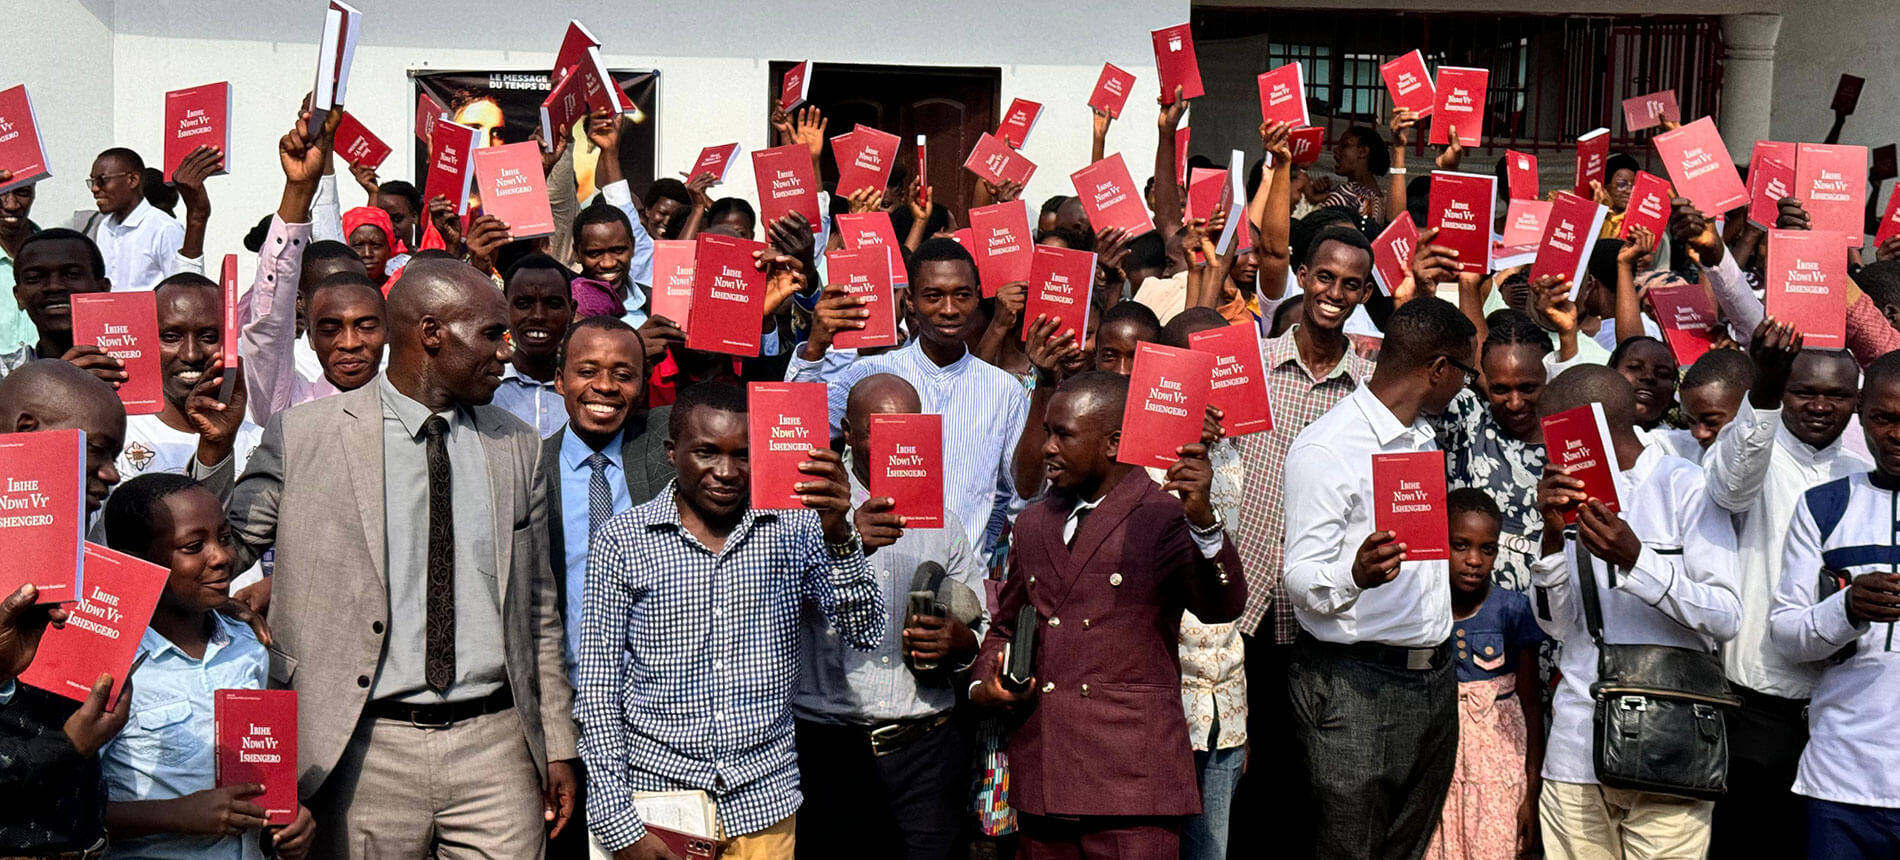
[0,183,35,236]
[149,486,238,614]
[667,404,749,523]
[505,268,575,362]
[1783,351,1860,449]
[1680,381,1744,448]
[577,220,634,286]
[89,153,142,216]
[644,197,687,240]
[1448,510,1500,596]
[907,258,982,351]
[1482,343,1546,439]
[308,282,385,391]
[1613,339,1678,427]
[557,325,645,445]
[155,283,221,408]
[14,237,109,341]
[1296,239,1374,334]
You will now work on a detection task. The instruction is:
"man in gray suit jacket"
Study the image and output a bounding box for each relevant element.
[212,259,579,860]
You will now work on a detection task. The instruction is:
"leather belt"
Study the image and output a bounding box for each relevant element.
[1299,632,1452,671]
[366,688,513,728]
[866,713,952,757]
[1734,684,1810,720]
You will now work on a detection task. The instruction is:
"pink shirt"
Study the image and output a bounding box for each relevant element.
[242,217,341,425]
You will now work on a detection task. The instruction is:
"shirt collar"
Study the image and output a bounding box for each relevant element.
[1348,384,1428,446]
[1770,410,1843,466]
[630,478,779,538]
[114,198,157,230]
[139,612,240,663]
[1266,325,1364,383]
[500,363,557,389]
[561,425,626,472]
[378,374,464,439]
[902,339,972,379]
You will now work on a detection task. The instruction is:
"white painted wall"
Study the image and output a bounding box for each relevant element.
[2,0,117,227]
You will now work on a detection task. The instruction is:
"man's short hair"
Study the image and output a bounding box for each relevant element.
[1542,364,1636,428]
[153,272,217,293]
[96,146,146,173]
[1681,347,1754,391]
[301,240,363,278]
[378,180,422,213]
[1055,370,1130,427]
[1303,223,1373,267]
[1864,349,1900,394]
[103,472,200,557]
[708,197,755,226]
[669,381,747,441]
[1379,296,1477,373]
[141,168,177,212]
[308,271,384,310]
[18,228,106,278]
[1585,240,1626,291]
[1039,195,1069,217]
[907,237,977,287]
[1446,486,1502,523]
[1124,232,1166,273]
[557,316,642,370]
[1101,300,1163,342]
[646,178,692,209]
[574,200,634,245]
[1161,307,1228,349]
[1857,261,1900,309]
[503,253,576,292]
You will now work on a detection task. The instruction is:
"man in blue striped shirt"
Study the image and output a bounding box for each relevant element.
[575,382,883,860]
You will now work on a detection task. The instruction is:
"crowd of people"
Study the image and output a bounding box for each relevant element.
[3,33,1900,860]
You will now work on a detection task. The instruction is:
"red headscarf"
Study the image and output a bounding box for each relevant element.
[342,206,396,250]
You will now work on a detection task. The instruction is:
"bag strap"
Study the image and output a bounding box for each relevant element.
[1575,530,1607,648]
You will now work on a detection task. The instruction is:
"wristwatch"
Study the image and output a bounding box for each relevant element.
[1387,166,1408,176]
[1189,513,1226,538]
[826,530,864,558]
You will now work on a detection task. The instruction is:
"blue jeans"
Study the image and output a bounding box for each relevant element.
[1809,797,1900,860]
[1181,744,1245,860]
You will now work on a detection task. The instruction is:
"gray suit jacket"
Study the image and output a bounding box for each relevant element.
[215,384,578,798]
[538,405,675,616]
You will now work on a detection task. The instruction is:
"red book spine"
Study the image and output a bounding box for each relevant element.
[1426,171,1495,275]
[826,247,898,350]
[216,689,299,826]
[1379,50,1435,118]
[19,543,167,701]
[685,234,769,357]
[751,144,822,233]
[1540,403,1622,523]
[1876,187,1900,249]
[471,142,555,239]
[916,135,928,193]
[1023,245,1096,338]
[967,202,1033,297]
[834,212,907,288]
[422,119,481,215]
[70,293,163,415]
[1619,171,1674,240]
[1288,126,1323,166]
[0,430,86,605]
[1431,67,1487,146]
[539,72,588,152]
[688,143,739,183]
[1646,283,1719,366]
[1176,129,1193,185]
[1256,63,1309,127]
[649,240,695,327]
[1070,154,1154,239]
[219,254,239,401]
[1574,129,1610,198]
[780,61,812,111]
[333,112,391,169]
[0,85,51,193]
[1089,64,1136,119]
[869,413,944,529]
[1117,342,1217,469]
[1505,150,1539,200]
[1766,229,1848,349]
[1530,192,1608,299]
[163,82,231,181]
[748,382,828,510]
[1796,143,1869,248]
[834,126,899,198]
[1189,323,1273,436]
[1748,154,1796,230]
[1371,451,1449,561]
[1150,24,1204,102]
[1653,117,1748,215]
[1370,211,1419,296]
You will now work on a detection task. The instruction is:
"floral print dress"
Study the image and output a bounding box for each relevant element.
[1434,390,1548,593]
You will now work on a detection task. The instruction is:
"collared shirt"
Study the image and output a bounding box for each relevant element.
[0,341,41,380]
[785,340,1030,553]
[1236,327,1374,640]
[793,470,987,725]
[96,199,185,292]
[575,484,884,849]
[1772,472,1900,807]
[240,217,343,425]
[1283,384,1449,647]
[558,426,632,684]
[493,364,565,438]
[596,180,661,326]
[375,376,505,704]
[1707,401,1869,699]
[0,234,36,353]
[1531,446,1742,785]
[100,615,268,860]
[1638,425,1704,464]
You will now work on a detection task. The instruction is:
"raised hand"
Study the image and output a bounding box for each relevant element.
[1530,273,1581,335]
[1260,121,1293,166]
[790,106,828,167]
[803,284,868,358]
[1618,224,1657,268]
[585,109,621,155]
[1350,531,1405,589]
[347,161,381,199]
[463,214,513,274]
[1576,500,1641,568]
[755,250,808,316]
[1435,126,1465,170]
[1389,107,1419,149]
[1774,196,1812,232]
[427,195,465,249]
[1023,314,1082,379]
[1746,316,1803,407]
[59,344,128,389]
[172,145,224,216]
[63,672,132,757]
[1409,226,1461,286]
[1160,442,1217,528]
[846,186,884,214]
[992,280,1027,330]
[853,496,906,553]
[795,447,856,543]
[1667,198,1725,266]
[1158,86,1189,132]
[184,355,247,452]
[0,583,69,682]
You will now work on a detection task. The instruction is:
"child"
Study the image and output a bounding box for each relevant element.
[98,473,314,859]
[1426,488,1548,860]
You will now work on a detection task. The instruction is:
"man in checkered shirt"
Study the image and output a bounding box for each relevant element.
[574,382,883,860]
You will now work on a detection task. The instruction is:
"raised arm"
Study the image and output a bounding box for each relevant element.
[243,111,329,426]
[1613,225,1655,344]
[1255,121,1294,302]
[1706,319,1799,512]
[1153,87,1188,241]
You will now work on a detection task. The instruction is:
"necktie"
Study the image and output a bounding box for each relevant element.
[1066,504,1093,548]
[586,452,613,535]
[422,415,456,693]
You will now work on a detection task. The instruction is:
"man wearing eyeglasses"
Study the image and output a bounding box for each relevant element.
[1279,295,1478,860]
[79,148,184,292]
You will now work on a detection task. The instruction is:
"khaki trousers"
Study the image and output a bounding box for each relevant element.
[589,814,796,860]
[1539,779,1714,860]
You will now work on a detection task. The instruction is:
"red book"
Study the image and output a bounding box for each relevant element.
[552,21,633,113]
[333,112,390,169]
[1621,90,1680,132]
[1647,282,1721,366]
[962,132,1037,187]
[1023,245,1096,338]
[833,126,900,197]
[685,234,769,357]
[951,229,973,256]
[1289,126,1323,166]
[19,543,165,701]
[1653,117,1748,215]
[1619,171,1674,241]
[538,70,588,152]
[1371,451,1449,561]
[1876,188,1900,249]
[422,119,482,215]
[748,382,827,510]
[688,143,740,184]
[219,254,239,402]
[967,202,1033,297]
[1150,24,1204,103]
[215,689,299,825]
[162,83,231,181]
[998,99,1042,149]
[1766,229,1848,349]
[1088,63,1137,119]
[1256,63,1309,127]
[826,247,898,350]
[1380,50,1435,119]
[869,413,944,529]
[1186,168,1239,258]
[1500,199,1551,248]
[1541,403,1621,523]
[1504,150,1538,200]
[1118,343,1216,469]
[415,90,447,145]
[835,211,907,288]
[1431,67,1487,146]
[0,85,50,194]
[1370,211,1419,296]
[915,135,928,191]
[1747,152,1796,230]
[751,144,822,233]
[1573,128,1610,198]
[1071,154,1153,239]
[1189,323,1273,437]
[1427,171,1495,276]
[1795,143,1868,248]
[471,142,555,239]
[1530,192,1608,300]
[1832,74,1866,115]
[71,293,163,416]
[0,429,86,605]
[307,1,361,138]
[780,61,813,111]
[1175,128,1192,184]
[649,240,695,327]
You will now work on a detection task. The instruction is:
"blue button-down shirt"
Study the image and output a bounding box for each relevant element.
[492,366,566,439]
[575,483,884,850]
[558,427,632,684]
[101,614,268,860]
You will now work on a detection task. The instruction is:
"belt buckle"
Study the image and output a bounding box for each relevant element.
[868,722,907,756]
[408,708,453,730]
[1405,648,1434,671]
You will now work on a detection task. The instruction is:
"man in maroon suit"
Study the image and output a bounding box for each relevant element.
[971,370,1247,859]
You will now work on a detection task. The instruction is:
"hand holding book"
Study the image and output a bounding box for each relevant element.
[1160,442,1218,530]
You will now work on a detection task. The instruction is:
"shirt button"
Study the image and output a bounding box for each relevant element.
[1109,573,1123,586]
[714,712,723,721]
[356,675,370,688]
[1049,617,1060,627]
[371,621,384,634]
[1041,681,1056,693]
[880,656,890,664]
[1082,619,1091,629]
[1080,683,1091,697]
[712,660,722,670]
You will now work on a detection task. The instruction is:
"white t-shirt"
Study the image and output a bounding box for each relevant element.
[115,414,267,588]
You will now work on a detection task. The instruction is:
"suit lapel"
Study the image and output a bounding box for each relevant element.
[339,388,388,585]
[542,431,567,601]
[1048,470,1148,613]
[477,408,516,600]
[619,411,652,500]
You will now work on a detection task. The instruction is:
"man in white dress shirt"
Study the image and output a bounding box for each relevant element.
[83,148,184,292]
[1281,296,1477,860]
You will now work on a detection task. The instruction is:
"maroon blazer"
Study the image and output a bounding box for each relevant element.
[974,468,1246,818]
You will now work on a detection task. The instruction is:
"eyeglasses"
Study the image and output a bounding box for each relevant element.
[1440,355,1480,386]
[84,172,135,191]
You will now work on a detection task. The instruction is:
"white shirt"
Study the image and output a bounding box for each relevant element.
[1706,402,1869,698]
[96,199,185,291]
[1638,424,1704,464]
[116,413,266,591]
[1772,472,1900,808]
[1281,384,1450,647]
[1531,446,1742,785]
